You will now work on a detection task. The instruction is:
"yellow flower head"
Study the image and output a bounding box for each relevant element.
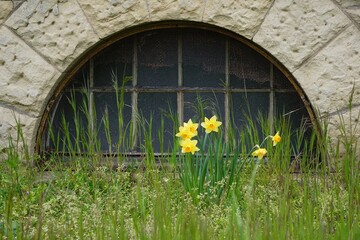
[201,115,222,133]
[180,139,200,154]
[184,119,199,136]
[271,131,281,146]
[251,147,267,160]
[176,126,196,140]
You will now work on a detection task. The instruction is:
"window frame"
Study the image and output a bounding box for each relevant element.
[36,22,317,157]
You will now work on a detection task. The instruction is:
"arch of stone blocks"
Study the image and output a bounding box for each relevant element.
[0,0,359,155]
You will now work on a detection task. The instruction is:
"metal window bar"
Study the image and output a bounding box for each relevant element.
[89,59,95,145]
[131,36,138,150]
[66,86,294,93]
[177,30,184,123]
[269,63,274,134]
[224,37,230,142]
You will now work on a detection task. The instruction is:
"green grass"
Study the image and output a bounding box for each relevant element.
[1,131,360,239]
[1,84,360,239]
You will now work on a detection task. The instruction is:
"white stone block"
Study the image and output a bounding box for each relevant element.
[0,26,60,115]
[5,0,99,71]
[253,0,351,72]
[0,1,13,24]
[0,105,38,156]
[294,25,360,116]
[202,0,273,39]
[77,0,149,39]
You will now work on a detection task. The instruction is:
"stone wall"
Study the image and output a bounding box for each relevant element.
[0,0,359,156]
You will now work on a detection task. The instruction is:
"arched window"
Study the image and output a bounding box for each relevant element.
[40,27,313,157]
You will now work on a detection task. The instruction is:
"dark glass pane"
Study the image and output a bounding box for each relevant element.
[94,38,133,87]
[184,92,225,124]
[230,93,269,130]
[68,64,90,88]
[183,30,226,87]
[49,91,89,151]
[275,92,311,132]
[94,92,132,153]
[273,67,294,90]
[229,39,270,89]
[275,92,312,151]
[137,30,178,87]
[137,93,177,152]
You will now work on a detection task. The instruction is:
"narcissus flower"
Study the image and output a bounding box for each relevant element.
[180,139,200,154]
[176,126,196,140]
[201,115,222,133]
[184,119,199,136]
[252,147,267,160]
[271,131,281,146]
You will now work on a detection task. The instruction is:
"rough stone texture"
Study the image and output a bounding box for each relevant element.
[0,1,13,24]
[293,25,360,115]
[77,0,149,39]
[147,0,205,22]
[202,0,273,39]
[327,105,360,136]
[13,1,25,7]
[253,0,351,72]
[0,105,38,155]
[326,104,360,158]
[5,0,99,72]
[336,0,360,25]
[0,26,60,115]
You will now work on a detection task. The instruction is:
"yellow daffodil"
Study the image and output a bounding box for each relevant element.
[180,139,200,154]
[184,119,199,136]
[271,131,281,146]
[201,115,222,133]
[252,147,267,160]
[176,126,196,140]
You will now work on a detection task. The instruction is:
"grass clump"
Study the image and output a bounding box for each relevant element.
[1,86,360,239]
[0,126,360,239]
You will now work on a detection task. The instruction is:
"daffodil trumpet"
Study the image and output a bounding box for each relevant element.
[251,145,267,160]
[201,115,222,134]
